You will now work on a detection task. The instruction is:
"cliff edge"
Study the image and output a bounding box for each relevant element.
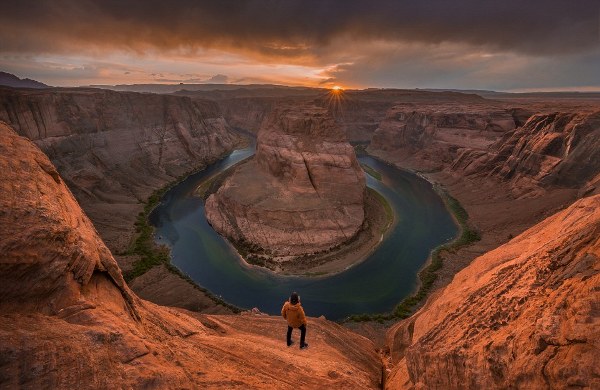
[0,122,381,389]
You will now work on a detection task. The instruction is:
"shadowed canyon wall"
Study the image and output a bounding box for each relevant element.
[369,102,524,171]
[0,87,240,253]
[452,111,600,195]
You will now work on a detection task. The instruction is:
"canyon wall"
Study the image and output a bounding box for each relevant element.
[215,96,299,133]
[452,111,600,195]
[0,87,240,253]
[386,193,600,389]
[205,105,366,260]
[0,123,382,389]
[368,99,600,196]
[369,102,522,171]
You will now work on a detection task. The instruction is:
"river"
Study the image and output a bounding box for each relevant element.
[150,146,458,320]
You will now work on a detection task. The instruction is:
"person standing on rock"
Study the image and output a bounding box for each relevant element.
[281,292,308,349]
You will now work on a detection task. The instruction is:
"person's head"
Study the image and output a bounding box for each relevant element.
[290,292,299,304]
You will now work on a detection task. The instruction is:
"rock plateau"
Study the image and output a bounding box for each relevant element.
[206,105,366,260]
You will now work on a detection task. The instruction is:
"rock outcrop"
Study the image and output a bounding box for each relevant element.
[369,102,520,171]
[0,122,382,389]
[206,105,366,258]
[452,111,600,195]
[0,87,240,252]
[386,194,600,389]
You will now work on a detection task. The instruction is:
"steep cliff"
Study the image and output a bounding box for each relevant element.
[0,87,239,252]
[0,122,382,389]
[452,111,600,195]
[386,194,600,389]
[206,105,366,263]
[369,102,520,171]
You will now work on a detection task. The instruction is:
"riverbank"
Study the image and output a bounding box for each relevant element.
[150,151,458,320]
[120,137,253,315]
[345,148,578,324]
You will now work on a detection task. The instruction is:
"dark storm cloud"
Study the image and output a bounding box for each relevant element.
[0,0,598,59]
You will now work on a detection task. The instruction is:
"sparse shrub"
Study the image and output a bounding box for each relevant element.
[345,185,480,324]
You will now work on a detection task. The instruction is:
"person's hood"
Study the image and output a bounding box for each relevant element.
[286,302,301,311]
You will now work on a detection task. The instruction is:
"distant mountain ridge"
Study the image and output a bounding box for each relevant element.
[0,71,49,88]
[89,82,323,94]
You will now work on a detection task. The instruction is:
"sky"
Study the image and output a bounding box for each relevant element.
[0,0,599,91]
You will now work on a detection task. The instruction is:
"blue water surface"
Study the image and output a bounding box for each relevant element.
[150,146,457,320]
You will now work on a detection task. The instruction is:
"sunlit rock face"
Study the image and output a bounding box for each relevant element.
[206,105,366,257]
[453,111,600,193]
[386,193,600,389]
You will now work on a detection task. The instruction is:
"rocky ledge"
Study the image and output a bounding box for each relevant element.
[0,122,382,389]
[205,105,367,266]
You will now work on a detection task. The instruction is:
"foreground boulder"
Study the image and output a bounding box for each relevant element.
[206,105,366,258]
[0,122,382,389]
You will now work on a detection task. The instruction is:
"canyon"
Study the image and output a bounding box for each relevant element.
[0,123,381,388]
[0,83,599,389]
[0,86,242,313]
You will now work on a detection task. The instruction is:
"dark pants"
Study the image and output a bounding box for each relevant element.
[287,324,306,346]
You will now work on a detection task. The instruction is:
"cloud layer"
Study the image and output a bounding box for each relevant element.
[1,0,598,89]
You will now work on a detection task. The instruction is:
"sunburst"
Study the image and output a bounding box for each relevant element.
[325,85,346,121]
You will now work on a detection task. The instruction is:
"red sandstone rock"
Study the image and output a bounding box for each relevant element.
[0,122,382,389]
[369,102,518,171]
[453,111,600,194]
[206,105,366,257]
[386,194,600,389]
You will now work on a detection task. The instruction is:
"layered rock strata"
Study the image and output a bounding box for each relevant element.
[452,111,600,194]
[0,87,239,252]
[206,105,366,258]
[369,102,520,171]
[0,122,382,389]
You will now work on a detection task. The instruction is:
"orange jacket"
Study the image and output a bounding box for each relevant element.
[281,301,307,328]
